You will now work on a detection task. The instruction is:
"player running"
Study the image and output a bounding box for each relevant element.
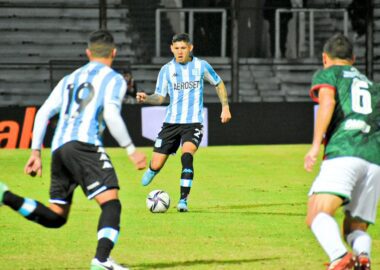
[304,33,380,270]
[0,30,146,270]
[136,33,231,212]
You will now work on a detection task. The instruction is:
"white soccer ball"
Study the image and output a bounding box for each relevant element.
[146,190,170,213]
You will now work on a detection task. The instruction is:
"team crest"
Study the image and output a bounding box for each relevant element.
[192,68,200,76]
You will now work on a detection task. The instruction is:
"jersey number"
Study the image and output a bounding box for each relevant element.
[351,78,372,114]
[64,82,95,118]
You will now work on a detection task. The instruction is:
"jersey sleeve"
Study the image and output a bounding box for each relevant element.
[31,78,65,150]
[104,74,126,109]
[203,60,222,86]
[309,68,336,103]
[103,74,133,147]
[154,65,169,97]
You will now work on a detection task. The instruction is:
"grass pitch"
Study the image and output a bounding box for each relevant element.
[0,145,379,270]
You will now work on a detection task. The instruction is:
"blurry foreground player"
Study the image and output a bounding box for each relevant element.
[0,30,146,270]
[136,33,231,212]
[304,33,380,270]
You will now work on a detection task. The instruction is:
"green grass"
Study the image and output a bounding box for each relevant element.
[0,145,379,270]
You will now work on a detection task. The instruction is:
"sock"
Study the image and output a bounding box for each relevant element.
[346,230,371,257]
[95,199,121,262]
[311,212,347,262]
[180,153,193,200]
[149,163,160,173]
[3,191,66,228]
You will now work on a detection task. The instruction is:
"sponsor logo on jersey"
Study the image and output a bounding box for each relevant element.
[344,119,371,133]
[173,81,200,91]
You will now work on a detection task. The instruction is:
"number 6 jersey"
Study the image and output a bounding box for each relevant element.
[310,65,380,165]
[32,62,127,152]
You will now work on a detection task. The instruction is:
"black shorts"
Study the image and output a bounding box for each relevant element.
[153,123,203,155]
[50,141,119,204]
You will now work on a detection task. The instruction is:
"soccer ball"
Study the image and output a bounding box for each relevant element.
[146,190,170,213]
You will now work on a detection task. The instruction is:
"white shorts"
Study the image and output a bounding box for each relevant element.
[308,157,380,224]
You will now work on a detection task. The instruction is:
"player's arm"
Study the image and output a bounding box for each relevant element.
[136,65,167,105]
[104,78,147,170]
[103,103,146,170]
[24,80,64,177]
[215,81,231,123]
[136,92,165,105]
[304,87,336,172]
[204,60,231,123]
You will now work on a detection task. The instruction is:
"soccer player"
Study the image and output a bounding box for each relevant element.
[304,33,380,270]
[0,30,146,270]
[136,33,231,212]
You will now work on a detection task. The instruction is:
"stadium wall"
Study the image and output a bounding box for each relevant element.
[0,103,314,149]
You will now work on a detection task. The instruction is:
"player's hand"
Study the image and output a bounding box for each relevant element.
[24,150,42,177]
[136,92,147,103]
[128,151,147,170]
[220,106,231,123]
[304,146,319,172]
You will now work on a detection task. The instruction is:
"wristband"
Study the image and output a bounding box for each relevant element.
[126,144,136,155]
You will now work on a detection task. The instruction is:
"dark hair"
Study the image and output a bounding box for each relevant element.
[323,33,353,60]
[88,30,115,58]
[172,33,191,44]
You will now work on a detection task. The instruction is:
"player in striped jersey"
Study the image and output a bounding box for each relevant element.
[136,33,231,212]
[305,34,380,270]
[0,30,146,270]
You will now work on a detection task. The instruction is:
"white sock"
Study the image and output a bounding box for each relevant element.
[311,212,347,262]
[346,230,371,257]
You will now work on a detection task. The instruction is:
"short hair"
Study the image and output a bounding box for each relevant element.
[87,30,115,58]
[172,33,191,44]
[323,33,353,60]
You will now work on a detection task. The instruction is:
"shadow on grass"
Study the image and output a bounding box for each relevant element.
[131,257,280,269]
[209,202,305,210]
[183,202,306,216]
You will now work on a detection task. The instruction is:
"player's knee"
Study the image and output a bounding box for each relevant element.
[37,213,67,228]
[343,212,369,236]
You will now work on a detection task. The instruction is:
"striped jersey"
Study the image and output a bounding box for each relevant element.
[35,61,126,151]
[155,56,222,124]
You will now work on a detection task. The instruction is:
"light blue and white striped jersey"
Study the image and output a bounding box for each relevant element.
[155,57,221,124]
[35,62,126,151]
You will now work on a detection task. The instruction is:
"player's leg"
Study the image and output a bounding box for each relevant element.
[0,182,68,228]
[141,123,180,186]
[343,162,380,270]
[141,152,168,186]
[306,158,366,269]
[176,142,197,212]
[177,123,203,212]
[306,193,353,270]
[65,142,128,269]
[0,147,72,228]
[344,215,371,270]
[91,189,128,270]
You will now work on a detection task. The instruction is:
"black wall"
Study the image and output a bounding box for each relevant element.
[0,103,314,149]
[79,102,315,146]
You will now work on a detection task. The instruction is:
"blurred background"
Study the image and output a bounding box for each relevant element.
[0,0,376,146]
